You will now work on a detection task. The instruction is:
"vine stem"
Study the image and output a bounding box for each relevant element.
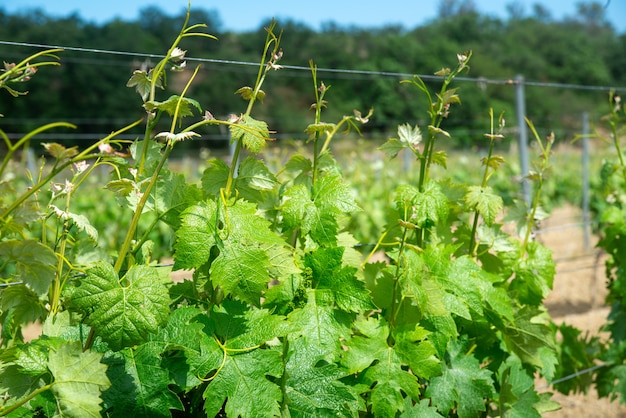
[522,180,543,252]
[0,120,142,220]
[85,135,175,350]
[280,338,290,415]
[521,122,553,254]
[136,10,216,173]
[0,122,75,181]
[0,383,53,416]
[115,64,201,272]
[49,192,72,316]
[469,109,498,256]
[113,143,174,273]
[389,208,410,343]
[224,141,242,201]
[610,118,625,171]
[310,61,324,187]
[224,21,280,200]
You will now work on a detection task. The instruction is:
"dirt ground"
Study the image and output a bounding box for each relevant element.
[538,204,626,417]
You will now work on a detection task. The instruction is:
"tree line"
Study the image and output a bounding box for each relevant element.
[1,1,624,149]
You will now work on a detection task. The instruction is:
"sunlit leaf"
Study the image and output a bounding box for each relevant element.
[71,262,171,351]
[230,114,271,154]
[48,342,110,418]
[0,239,56,295]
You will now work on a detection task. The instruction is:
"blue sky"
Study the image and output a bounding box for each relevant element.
[2,0,625,33]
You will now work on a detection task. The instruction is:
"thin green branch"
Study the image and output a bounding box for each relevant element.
[170,65,201,132]
[114,143,174,273]
[0,122,76,179]
[224,21,281,200]
[0,383,53,416]
[0,120,142,220]
[469,108,499,257]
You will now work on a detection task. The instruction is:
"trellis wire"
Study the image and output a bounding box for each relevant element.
[1,40,626,92]
[537,363,610,390]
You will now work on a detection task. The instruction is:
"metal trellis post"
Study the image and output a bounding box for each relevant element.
[515,75,531,207]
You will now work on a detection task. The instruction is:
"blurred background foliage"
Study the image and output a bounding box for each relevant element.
[0,1,624,150]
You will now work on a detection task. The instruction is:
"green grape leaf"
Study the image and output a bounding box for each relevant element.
[27,390,57,417]
[477,223,517,253]
[596,364,626,404]
[234,86,254,100]
[203,348,283,418]
[104,178,135,198]
[501,306,556,370]
[342,317,422,416]
[310,217,338,247]
[67,212,98,242]
[210,243,271,307]
[425,338,495,418]
[284,154,313,179]
[431,150,447,168]
[0,284,47,326]
[41,142,78,161]
[399,397,444,417]
[364,261,395,311]
[394,331,440,380]
[129,140,164,176]
[425,248,512,324]
[126,70,151,101]
[15,339,63,377]
[71,262,170,351]
[102,342,183,417]
[240,157,277,190]
[235,157,279,205]
[305,247,373,312]
[281,180,348,246]
[264,242,301,281]
[396,181,448,228]
[225,200,286,246]
[145,169,201,228]
[398,123,422,146]
[465,185,503,226]
[201,158,230,197]
[284,337,363,416]
[498,356,542,418]
[510,241,555,305]
[151,306,222,390]
[48,342,110,418]
[0,362,43,404]
[304,122,336,135]
[49,206,98,242]
[413,180,449,228]
[209,299,288,348]
[176,199,291,303]
[483,154,506,170]
[281,183,316,230]
[42,310,93,344]
[230,114,270,154]
[0,239,56,295]
[0,200,42,236]
[288,292,352,361]
[553,324,599,394]
[313,171,359,214]
[378,138,407,159]
[144,95,202,118]
[174,200,219,270]
[341,317,396,376]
